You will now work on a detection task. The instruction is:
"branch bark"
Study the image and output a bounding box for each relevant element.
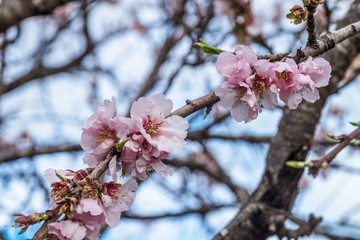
[0,144,82,164]
[213,1,360,239]
[0,0,79,33]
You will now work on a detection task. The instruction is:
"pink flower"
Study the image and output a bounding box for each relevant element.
[216,45,257,83]
[101,178,138,227]
[73,179,137,228]
[48,220,99,240]
[43,169,74,185]
[299,57,331,88]
[273,58,316,109]
[273,58,304,91]
[246,59,278,109]
[72,198,106,227]
[214,81,260,123]
[130,94,188,152]
[234,45,258,66]
[81,97,129,167]
[121,94,188,178]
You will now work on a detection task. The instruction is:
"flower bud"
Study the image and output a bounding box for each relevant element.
[286,5,308,25]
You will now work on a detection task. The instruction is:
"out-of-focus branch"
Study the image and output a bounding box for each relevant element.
[188,132,272,144]
[289,215,360,240]
[2,135,358,164]
[334,53,360,93]
[279,214,322,239]
[128,0,190,109]
[0,43,94,95]
[164,158,249,203]
[0,144,82,164]
[0,0,79,33]
[122,203,235,220]
[308,125,360,177]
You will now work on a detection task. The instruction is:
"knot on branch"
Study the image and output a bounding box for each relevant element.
[279,214,322,239]
[320,33,336,52]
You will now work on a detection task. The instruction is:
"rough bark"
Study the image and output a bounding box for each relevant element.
[0,0,78,33]
[214,1,360,239]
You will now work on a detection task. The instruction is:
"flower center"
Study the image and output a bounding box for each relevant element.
[95,128,117,143]
[253,74,269,99]
[144,118,162,137]
[276,70,291,82]
[233,86,247,103]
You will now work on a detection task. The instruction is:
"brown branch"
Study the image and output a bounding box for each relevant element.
[169,92,220,118]
[259,20,360,62]
[31,205,62,240]
[306,5,318,47]
[122,203,235,220]
[188,132,272,144]
[1,135,356,165]
[0,144,82,164]
[213,1,360,238]
[130,28,186,105]
[0,0,79,33]
[289,215,360,240]
[279,214,322,239]
[308,125,360,177]
[293,19,360,62]
[0,44,94,95]
[164,158,249,203]
[334,53,360,93]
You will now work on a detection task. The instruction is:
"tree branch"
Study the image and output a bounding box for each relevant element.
[0,144,82,164]
[123,203,235,220]
[213,1,360,239]
[0,0,79,33]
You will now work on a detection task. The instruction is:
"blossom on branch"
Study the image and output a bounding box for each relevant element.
[48,220,99,240]
[121,94,189,179]
[247,59,278,110]
[43,168,138,240]
[216,45,256,83]
[215,45,331,121]
[16,93,188,238]
[80,97,129,168]
[80,94,189,180]
[215,81,260,123]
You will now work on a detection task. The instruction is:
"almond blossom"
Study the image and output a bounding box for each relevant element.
[273,57,331,109]
[43,168,138,239]
[214,81,260,123]
[215,45,331,119]
[48,220,99,240]
[273,58,315,109]
[216,45,257,83]
[72,178,137,228]
[299,57,331,88]
[246,59,278,110]
[121,94,189,179]
[80,97,128,167]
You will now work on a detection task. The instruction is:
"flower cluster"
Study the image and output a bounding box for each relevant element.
[214,45,331,122]
[44,169,138,240]
[81,94,189,180]
[13,94,188,240]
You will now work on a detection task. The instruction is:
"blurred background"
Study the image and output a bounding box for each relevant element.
[0,0,360,239]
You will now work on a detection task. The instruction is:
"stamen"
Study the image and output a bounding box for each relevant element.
[233,86,247,103]
[276,70,291,81]
[95,128,116,143]
[144,118,162,137]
